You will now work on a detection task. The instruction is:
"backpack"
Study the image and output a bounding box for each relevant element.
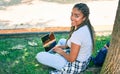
[92,41,110,66]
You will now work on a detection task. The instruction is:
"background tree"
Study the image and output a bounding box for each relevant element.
[100,0,120,74]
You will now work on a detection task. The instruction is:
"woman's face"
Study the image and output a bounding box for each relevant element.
[71,8,86,27]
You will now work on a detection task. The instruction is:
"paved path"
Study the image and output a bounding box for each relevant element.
[0,0,119,35]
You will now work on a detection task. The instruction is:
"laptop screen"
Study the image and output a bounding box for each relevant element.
[41,32,57,52]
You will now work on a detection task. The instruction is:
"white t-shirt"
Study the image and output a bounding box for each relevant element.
[67,25,93,62]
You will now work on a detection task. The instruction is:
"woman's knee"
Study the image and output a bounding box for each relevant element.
[59,38,66,42]
[57,38,67,46]
[36,52,48,63]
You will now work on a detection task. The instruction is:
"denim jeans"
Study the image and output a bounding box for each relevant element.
[36,38,68,70]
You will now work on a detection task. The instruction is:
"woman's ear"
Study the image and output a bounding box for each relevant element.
[83,17,86,21]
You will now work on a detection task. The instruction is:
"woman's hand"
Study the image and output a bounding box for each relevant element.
[53,46,64,54]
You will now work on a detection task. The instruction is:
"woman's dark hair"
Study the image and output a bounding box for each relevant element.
[68,3,95,49]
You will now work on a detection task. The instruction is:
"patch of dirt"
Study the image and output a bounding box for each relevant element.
[0,27,70,34]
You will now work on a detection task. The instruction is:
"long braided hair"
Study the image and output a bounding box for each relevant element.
[67,3,95,49]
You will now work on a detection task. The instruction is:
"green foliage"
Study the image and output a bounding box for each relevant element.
[93,35,111,56]
[0,33,110,74]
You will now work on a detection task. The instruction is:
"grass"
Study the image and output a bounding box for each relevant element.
[93,35,111,56]
[0,33,111,74]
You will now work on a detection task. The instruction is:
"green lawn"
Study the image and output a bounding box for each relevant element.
[0,33,111,74]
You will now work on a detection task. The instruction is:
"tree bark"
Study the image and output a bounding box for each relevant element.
[100,0,120,74]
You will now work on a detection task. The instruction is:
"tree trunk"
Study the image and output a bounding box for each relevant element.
[100,0,120,74]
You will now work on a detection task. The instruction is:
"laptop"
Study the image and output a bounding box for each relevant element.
[41,32,57,53]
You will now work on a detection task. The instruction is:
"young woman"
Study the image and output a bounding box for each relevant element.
[36,3,94,74]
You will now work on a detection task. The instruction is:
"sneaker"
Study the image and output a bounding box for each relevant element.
[49,70,61,74]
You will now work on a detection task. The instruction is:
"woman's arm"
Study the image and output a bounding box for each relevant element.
[53,42,80,62]
[53,45,68,49]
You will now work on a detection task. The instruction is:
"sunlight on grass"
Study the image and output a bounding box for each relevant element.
[0,50,9,56]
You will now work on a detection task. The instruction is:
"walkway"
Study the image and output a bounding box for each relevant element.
[0,0,119,35]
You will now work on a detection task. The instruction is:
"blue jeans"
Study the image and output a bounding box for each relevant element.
[36,38,68,70]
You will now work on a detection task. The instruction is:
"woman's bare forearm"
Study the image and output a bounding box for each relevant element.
[57,45,68,49]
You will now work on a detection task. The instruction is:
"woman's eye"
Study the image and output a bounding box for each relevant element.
[71,13,80,18]
[75,15,79,18]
